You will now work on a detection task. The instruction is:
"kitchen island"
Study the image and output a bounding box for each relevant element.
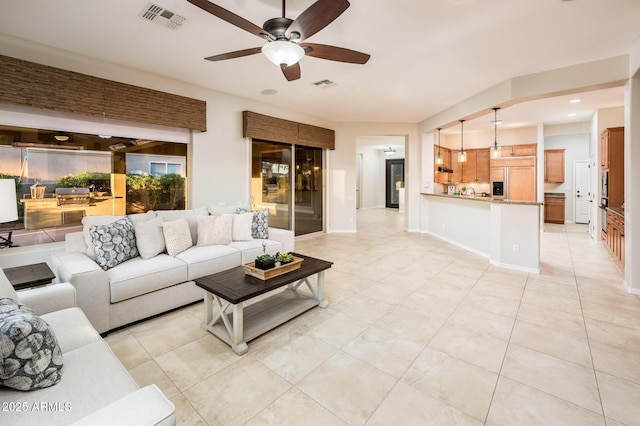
[421,193,542,273]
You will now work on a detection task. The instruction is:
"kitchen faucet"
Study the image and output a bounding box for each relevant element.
[466,187,476,197]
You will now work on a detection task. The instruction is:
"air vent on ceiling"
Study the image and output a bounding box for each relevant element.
[313,79,337,88]
[139,3,186,30]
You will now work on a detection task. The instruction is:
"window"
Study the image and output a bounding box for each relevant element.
[0,124,188,247]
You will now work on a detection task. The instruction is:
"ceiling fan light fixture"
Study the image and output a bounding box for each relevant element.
[262,40,305,68]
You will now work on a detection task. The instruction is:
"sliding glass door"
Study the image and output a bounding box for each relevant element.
[294,146,323,236]
[251,141,324,236]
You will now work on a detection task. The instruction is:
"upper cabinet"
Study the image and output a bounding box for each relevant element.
[544,149,565,183]
[448,148,490,183]
[501,143,536,157]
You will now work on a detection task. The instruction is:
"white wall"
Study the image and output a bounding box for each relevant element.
[543,132,590,223]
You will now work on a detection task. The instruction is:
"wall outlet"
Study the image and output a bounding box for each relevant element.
[512,244,519,252]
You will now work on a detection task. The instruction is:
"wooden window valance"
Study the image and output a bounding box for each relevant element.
[0,55,206,131]
[243,111,335,150]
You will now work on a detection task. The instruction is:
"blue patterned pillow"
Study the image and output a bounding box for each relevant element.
[90,217,139,270]
[236,208,269,239]
[0,297,63,391]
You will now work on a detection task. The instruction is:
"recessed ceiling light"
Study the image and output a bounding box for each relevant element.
[569,99,581,104]
[260,89,278,95]
[568,113,577,117]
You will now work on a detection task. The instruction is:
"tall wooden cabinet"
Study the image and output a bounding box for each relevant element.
[600,127,624,208]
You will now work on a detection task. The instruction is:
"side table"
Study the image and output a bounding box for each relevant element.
[4,262,56,291]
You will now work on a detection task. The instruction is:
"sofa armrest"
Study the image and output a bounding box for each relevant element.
[17,282,76,315]
[268,227,295,253]
[70,385,175,426]
[50,251,111,334]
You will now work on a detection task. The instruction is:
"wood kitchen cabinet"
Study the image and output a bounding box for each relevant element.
[500,143,536,157]
[434,145,452,183]
[544,196,565,224]
[605,210,625,266]
[600,127,624,208]
[449,148,490,183]
[544,149,565,183]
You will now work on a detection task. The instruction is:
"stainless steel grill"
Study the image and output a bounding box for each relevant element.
[55,187,91,207]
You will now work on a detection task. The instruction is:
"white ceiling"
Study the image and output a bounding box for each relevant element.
[0,0,639,130]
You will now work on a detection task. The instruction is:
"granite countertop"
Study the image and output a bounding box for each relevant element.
[544,192,566,198]
[422,193,542,206]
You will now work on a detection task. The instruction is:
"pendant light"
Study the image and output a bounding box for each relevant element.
[458,120,466,163]
[436,128,443,165]
[491,107,500,158]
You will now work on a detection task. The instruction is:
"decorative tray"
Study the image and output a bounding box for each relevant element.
[243,256,304,280]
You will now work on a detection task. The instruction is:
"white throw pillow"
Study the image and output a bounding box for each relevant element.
[162,218,193,257]
[134,216,165,259]
[197,214,233,246]
[232,212,254,241]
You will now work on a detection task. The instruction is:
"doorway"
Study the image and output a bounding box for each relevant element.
[574,160,590,224]
[385,159,404,208]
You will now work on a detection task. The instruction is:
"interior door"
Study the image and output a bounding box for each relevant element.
[386,159,404,208]
[574,160,591,224]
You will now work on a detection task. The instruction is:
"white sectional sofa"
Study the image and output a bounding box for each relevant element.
[50,208,294,334]
[0,268,175,426]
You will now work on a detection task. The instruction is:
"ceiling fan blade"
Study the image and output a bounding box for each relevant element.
[301,43,370,64]
[204,47,262,61]
[282,62,301,81]
[187,0,273,40]
[286,0,350,41]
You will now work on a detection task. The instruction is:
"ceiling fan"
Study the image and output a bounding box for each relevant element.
[186,0,371,81]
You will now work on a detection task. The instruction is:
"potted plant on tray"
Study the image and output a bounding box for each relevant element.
[255,243,276,270]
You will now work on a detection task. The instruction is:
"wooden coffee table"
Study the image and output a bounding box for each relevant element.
[194,253,332,355]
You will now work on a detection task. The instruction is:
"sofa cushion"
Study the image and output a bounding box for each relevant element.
[197,214,233,246]
[107,255,188,303]
[162,218,193,257]
[175,245,242,280]
[0,297,63,391]
[238,208,269,239]
[82,215,124,260]
[41,307,102,354]
[155,208,208,246]
[0,340,139,425]
[90,217,139,270]
[134,216,165,259]
[232,212,254,241]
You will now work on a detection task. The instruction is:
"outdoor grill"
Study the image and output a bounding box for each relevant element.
[55,187,91,206]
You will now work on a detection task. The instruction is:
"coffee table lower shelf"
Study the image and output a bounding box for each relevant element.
[203,290,319,354]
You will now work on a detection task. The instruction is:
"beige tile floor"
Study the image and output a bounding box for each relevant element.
[105,209,640,425]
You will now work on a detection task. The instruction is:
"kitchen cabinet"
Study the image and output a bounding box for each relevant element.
[434,145,452,183]
[500,143,536,157]
[544,149,565,183]
[449,148,490,183]
[605,209,624,266]
[544,195,565,224]
[600,127,624,208]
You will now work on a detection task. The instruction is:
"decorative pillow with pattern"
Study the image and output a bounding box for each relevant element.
[90,217,139,270]
[237,208,269,239]
[0,297,63,391]
[162,218,193,256]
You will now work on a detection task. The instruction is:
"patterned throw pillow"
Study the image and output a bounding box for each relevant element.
[90,217,139,270]
[0,297,63,391]
[237,208,269,239]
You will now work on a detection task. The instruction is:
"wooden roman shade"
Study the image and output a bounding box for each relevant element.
[243,111,335,150]
[0,55,206,131]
